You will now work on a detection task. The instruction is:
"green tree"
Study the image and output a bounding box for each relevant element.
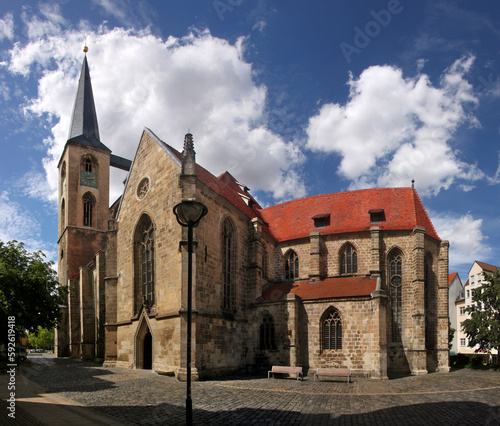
[462,270,500,365]
[28,326,55,349]
[0,240,65,341]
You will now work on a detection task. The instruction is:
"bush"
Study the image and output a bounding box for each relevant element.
[467,354,485,369]
[450,353,469,368]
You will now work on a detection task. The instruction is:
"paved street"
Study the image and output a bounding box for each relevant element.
[2,354,500,425]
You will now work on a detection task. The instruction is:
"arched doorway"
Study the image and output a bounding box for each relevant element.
[143,331,152,370]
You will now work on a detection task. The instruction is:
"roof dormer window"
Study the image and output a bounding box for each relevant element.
[312,213,330,228]
[236,181,250,192]
[369,209,385,224]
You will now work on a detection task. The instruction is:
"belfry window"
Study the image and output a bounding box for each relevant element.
[84,158,92,172]
[259,314,276,350]
[322,309,342,350]
[83,193,94,227]
[285,250,299,280]
[340,244,357,274]
[389,252,403,342]
[222,219,234,310]
[141,217,155,305]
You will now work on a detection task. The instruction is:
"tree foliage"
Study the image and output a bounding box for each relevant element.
[28,326,55,349]
[0,240,65,339]
[462,270,500,363]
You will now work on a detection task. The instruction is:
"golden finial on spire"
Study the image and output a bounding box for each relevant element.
[83,36,88,53]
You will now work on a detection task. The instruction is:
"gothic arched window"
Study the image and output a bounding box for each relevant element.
[340,244,357,275]
[322,309,342,351]
[82,193,94,227]
[285,250,299,280]
[141,217,155,305]
[222,219,235,310]
[389,251,403,342]
[259,314,276,350]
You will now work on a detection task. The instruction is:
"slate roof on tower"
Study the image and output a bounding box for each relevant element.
[67,55,110,151]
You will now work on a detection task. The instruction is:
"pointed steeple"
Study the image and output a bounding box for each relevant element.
[67,53,109,151]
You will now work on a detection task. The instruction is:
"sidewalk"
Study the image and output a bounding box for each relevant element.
[0,369,125,425]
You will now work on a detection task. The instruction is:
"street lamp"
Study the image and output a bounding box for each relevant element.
[173,199,208,426]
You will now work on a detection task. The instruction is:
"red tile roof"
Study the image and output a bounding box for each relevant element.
[258,188,440,242]
[156,133,439,243]
[448,272,458,285]
[260,276,378,302]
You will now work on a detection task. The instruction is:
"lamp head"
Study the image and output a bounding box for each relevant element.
[173,200,208,227]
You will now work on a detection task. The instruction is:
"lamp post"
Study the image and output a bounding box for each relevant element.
[173,199,208,426]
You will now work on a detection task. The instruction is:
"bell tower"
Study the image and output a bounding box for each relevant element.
[55,47,111,357]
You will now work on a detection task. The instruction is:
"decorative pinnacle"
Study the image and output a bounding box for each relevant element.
[183,133,195,155]
[83,36,88,53]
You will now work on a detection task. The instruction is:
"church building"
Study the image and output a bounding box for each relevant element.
[55,53,450,379]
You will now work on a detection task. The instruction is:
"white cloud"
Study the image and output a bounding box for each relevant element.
[21,3,68,40]
[0,12,14,41]
[306,56,482,196]
[8,26,305,203]
[431,211,491,267]
[0,191,56,260]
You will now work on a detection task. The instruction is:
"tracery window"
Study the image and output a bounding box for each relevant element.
[340,244,357,274]
[322,309,342,350]
[83,193,94,227]
[389,251,403,342]
[222,219,234,310]
[259,314,276,350]
[285,250,299,280]
[141,217,155,305]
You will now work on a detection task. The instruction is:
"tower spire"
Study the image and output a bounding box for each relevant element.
[67,49,109,151]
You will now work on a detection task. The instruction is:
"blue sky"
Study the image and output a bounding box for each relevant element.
[0,0,499,281]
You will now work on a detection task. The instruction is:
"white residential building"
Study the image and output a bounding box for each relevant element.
[448,273,463,354]
[459,261,499,360]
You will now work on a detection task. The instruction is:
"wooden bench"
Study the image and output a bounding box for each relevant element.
[268,365,303,381]
[313,367,351,383]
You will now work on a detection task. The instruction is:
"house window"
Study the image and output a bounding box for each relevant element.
[460,338,466,346]
[322,310,342,350]
[141,217,155,305]
[83,193,94,227]
[340,244,357,274]
[259,314,276,350]
[466,290,470,298]
[459,307,465,315]
[222,219,234,310]
[389,252,403,342]
[285,250,299,280]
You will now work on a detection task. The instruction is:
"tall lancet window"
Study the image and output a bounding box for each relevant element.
[340,244,357,274]
[285,250,299,280]
[222,218,234,310]
[82,193,94,227]
[389,251,403,342]
[141,217,155,306]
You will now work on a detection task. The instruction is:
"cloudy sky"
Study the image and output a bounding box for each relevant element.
[0,0,499,281]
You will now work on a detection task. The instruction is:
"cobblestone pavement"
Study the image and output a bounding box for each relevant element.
[15,355,500,425]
